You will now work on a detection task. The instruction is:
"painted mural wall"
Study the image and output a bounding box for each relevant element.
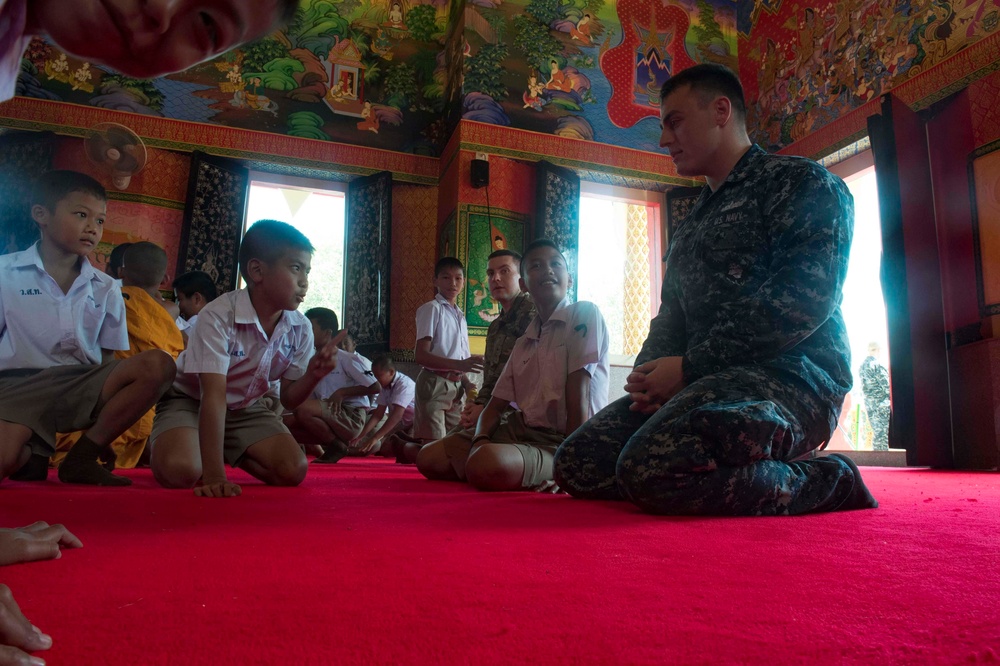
[16,0,457,156]
[13,0,736,159]
[739,0,1000,152]
[461,0,737,154]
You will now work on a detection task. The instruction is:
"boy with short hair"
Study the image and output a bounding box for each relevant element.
[432,239,610,492]
[412,257,484,450]
[0,171,176,486]
[172,269,218,339]
[55,241,186,469]
[288,308,379,464]
[149,220,342,498]
[2,0,301,102]
[350,355,416,456]
[105,242,131,280]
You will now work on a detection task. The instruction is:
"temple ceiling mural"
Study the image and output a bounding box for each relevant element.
[461,0,737,154]
[739,0,1000,152]
[12,0,737,158]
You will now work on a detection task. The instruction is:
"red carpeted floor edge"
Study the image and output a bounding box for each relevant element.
[1,461,998,665]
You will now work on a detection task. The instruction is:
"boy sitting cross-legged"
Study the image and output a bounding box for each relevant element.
[428,239,610,492]
[0,171,176,486]
[285,308,380,464]
[149,220,343,498]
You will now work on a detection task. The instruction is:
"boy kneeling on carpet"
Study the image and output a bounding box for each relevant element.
[0,171,176,486]
[422,239,610,492]
[349,355,417,457]
[149,220,343,498]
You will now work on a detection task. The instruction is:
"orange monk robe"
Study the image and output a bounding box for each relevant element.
[53,287,184,468]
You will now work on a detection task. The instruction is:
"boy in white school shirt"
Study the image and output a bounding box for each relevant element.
[437,239,610,492]
[0,171,176,486]
[288,308,379,464]
[406,257,484,462]
[350,354,416,456]
[149,220,343,498]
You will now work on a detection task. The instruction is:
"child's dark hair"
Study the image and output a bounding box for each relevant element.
[107,242,132,279]
[305,307,339,333]
[522,238,566,262]
[238,220,314,283]
[122,242,168,289]
[488,249,522,267]
[371,354,395,373]
[435,256,464,277]
[32,170,107,213]
[172,270,218,302]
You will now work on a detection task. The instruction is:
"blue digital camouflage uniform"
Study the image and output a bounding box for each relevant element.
[554,145,868,515]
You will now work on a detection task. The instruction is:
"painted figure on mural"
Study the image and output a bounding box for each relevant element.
[523,74,546,110]
[570,13,594,45]
[388,1,406,28]
[545,60,573,93]
[859,342,891,451]
[357,101,380,133]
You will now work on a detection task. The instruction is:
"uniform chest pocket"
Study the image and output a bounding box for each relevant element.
[81,301,104,335]
[268,349,293,381]
[702,228,766,286]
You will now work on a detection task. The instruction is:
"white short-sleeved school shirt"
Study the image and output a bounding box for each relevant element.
[173,289,314,410]
[376,371,416,424]
[414,293,470,370]
[175,313,198,332]
[0,243,128,370]
[0,0,30,103]
[311,348,375,408]
[492,299,610,434]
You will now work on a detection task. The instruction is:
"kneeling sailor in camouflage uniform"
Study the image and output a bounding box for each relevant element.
[554,64,878,515]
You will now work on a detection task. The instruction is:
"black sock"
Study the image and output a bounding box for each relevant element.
[11,453,49,481]
[57,435,132,486]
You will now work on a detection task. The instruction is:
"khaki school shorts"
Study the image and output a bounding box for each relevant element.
[441,411,565,488]
[0,362,120,455]
[150,388,291,466]
[413,369,463,441]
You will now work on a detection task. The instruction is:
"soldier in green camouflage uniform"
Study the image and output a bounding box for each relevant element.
[859,343,891,451]
[554,64,878,515]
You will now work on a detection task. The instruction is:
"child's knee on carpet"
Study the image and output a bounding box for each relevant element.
[465,443,524,491]
[415,440,453,479]
[153,456,202,489]
[267,455,308,486]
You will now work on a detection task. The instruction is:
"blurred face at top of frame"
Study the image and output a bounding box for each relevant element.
[29,0,288,79]
[486,255,521,304]
[434,267,464,304]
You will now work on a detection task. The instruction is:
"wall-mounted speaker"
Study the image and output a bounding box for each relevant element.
[471,158,490,188]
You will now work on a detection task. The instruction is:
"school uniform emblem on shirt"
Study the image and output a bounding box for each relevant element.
[231,348,246,357]
[19,288,41,296]
[574,323,588,338]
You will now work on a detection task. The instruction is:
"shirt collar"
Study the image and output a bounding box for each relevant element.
[723,144,766,185]
[233,288,303,338]
[434,293,461,310]
[15,242,105,284]
[525,297,572,339]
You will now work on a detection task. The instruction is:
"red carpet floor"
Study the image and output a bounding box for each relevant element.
[1,461,998,665]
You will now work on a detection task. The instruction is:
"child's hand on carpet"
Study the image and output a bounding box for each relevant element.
[193,480,242,498]
[0,583,52,665]
[0,522,82,566]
